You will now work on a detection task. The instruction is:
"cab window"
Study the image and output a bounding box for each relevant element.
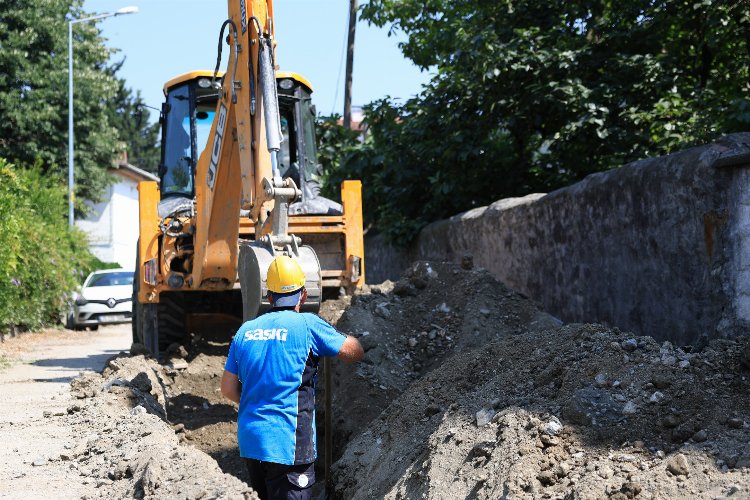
[161,85,193,196]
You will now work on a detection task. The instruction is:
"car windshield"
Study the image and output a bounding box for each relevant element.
[87,272,134,287]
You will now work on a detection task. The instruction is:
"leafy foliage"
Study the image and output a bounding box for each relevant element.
[326,0,750,243]
[0,0,159,209]
[106,61,161,174]
[0,158,105,333]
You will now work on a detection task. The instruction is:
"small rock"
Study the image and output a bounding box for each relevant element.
[661,355,677,366]
[727,418,744,429]
[666,453,689,476]
[619,482,643,498]
[621,339,638,352]
[130,405,147,416]
[622,401,638,415]
[407,338,418,348]
[43,411,52,418]
[678,360,690,369]
[374,303,391,318]
[476,408,495,427]
[542,420,563,436]
[479,308,490,316]
[170,359,189,370]
[692,429,708,442]
[129,372,152,393]
[437,303,451,314]
[540,434,559,447]
[649,391,665,403]
[597,466,613,479]
[32,457,47,467]
[460,255,473,270]
[555,463,570,478]
[594,373,608,388]
[537,470,557,486]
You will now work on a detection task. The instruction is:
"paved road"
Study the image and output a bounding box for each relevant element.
[0,324,131,499]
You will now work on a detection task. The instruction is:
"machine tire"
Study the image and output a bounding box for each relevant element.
[157,291,186,351]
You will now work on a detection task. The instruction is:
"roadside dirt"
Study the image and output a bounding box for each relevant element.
[5,259,750,499]
[0,326,131,499]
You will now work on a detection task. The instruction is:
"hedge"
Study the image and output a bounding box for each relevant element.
[0,158,107,334]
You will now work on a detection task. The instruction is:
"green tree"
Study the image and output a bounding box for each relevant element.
[107,62,161,174]
[0,0,157,208]
[345,0,749,243]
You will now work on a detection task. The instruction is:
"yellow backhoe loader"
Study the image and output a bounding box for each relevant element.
[133,0,364,354]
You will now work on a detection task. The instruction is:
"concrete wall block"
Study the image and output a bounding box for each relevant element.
[366,133,750,344]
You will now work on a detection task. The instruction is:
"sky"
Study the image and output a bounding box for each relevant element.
[81,0,432,123]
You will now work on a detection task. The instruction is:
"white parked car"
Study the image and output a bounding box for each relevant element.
[69,269,134,330]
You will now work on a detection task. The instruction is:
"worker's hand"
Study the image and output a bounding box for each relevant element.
[337,335,364,363]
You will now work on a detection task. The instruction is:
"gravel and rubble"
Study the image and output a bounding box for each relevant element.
[328,261,750,499]
[44,259,750,499]
[59,355,256,499]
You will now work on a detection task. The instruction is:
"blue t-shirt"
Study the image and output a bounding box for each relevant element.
[224,309,346,465]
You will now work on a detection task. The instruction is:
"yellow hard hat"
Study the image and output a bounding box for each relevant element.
[266,255,306,293]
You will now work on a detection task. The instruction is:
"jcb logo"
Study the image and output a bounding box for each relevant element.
[207,103,228,190]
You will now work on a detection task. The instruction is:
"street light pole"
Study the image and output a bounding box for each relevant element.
[68,6,138,226]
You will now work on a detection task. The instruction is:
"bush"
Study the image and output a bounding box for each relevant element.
[0,158,104,333]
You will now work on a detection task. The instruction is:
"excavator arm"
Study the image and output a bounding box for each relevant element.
[191,0,273,290]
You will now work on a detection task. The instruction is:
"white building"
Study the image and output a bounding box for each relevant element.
[76,162,158,269]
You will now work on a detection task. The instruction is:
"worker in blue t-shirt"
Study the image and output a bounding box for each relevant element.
[221,255,364,500]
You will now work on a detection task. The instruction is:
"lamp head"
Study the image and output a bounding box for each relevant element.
[115,6,139,15]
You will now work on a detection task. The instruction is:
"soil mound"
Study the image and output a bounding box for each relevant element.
[329,262,750,499]
[64,354,256,499]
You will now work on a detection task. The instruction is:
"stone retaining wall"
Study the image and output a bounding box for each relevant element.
[366,133,750,344]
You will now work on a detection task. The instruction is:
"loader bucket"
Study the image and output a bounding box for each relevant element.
[238,242,322,321]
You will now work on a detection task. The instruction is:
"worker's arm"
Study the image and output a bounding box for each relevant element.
[220,370,242,404]
[336,335,364,363]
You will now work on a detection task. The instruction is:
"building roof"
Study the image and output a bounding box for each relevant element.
[110,162,159,183]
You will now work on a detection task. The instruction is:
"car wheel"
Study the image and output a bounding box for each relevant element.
[65,310,76,330]
[89,325,99,331]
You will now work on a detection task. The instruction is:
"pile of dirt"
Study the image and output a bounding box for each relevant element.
[327,261,750,498]
[327,260,562,457]
[61,354,256,499]
[57,259,750,499]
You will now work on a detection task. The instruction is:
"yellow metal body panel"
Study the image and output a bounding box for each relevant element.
[137,181,161,303]
[342,180,365,286]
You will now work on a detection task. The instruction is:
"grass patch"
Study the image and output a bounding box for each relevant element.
[0,355,11,371]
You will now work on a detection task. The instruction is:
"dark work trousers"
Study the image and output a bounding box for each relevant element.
[244,459,315,500]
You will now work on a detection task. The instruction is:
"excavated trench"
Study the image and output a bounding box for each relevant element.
[162,296,351,488]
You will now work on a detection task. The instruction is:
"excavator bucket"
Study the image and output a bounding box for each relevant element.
[238,242,321,321]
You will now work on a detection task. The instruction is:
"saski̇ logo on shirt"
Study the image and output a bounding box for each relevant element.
[243,328,289,341]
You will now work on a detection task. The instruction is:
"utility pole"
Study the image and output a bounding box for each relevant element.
[343,0,357,129]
